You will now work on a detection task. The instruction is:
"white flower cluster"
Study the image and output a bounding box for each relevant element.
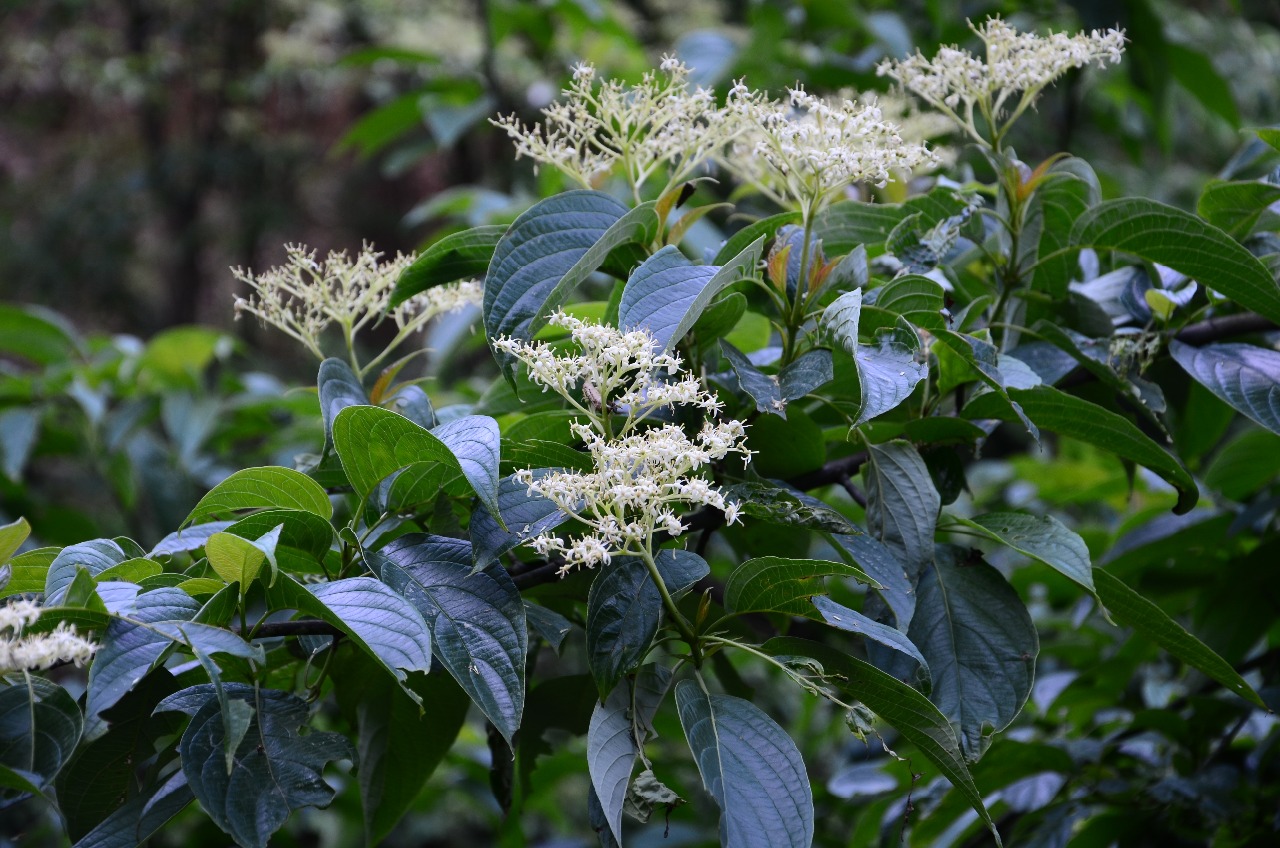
[494,311,721,416]
[0,599,97,673]
[492,56,763,197]
[878,17,1125,143]
[233,243,482,366]
[724,86,937,214]
[496,314,750,575]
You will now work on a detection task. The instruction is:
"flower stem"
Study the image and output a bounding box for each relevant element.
[640,548,702,665]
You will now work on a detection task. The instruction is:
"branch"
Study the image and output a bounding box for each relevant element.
[1175,313,1278,346]
[238,620,342,639]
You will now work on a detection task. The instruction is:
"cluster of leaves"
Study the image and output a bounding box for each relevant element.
[4,29,1280,848]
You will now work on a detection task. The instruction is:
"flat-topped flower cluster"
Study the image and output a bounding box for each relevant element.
[497,17,1125,200]
[233,242,482,372]
[492,55,759,199]
[495,313,750,574]
[0,599,97,673]
[878,17,1125,144]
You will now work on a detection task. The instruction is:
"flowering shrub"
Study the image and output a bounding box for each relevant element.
[3,14,1280,848]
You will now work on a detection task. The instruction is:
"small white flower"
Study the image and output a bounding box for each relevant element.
[499,316,750,575]
[232,243,481,365]
[0,599,98,673]
[877,17,1125,143]
[720,86,936,215]
[491,59,757,196]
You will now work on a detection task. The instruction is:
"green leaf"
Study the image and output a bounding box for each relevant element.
[712,212,799,265]
[0,547,55,599]
[1023,165,1098,297]
[675,680,813,848]
[371,534,528,745]
[1170,341,1280,436]
[1203,428,1280,500]
[585,551,707,698]
[1069,198,1280,325]
[524,602,573,652]
[814,199,908,255]
[764,638,1001,846]
[172,687,354,848]
[150,523,234,557]
[185,467,333,526]
[722,344,832,418]
[0,303,79,365]
[1094,570,1265,709]
[265,575,433,702]
[811,596,929,680]
[863,440,939,570]
[71,769,193,848]
[483,191,658,380]
[963,385,1198,513]
[44,539,130,605]
[317,358,367,452]
[862,275,946,332]
[720,482,859,535]
[85,588,263,737]
[587,681,638,844]
[947,512,1094,593]
[823,290,926,424]
[932,329,1039,438]
[1258,127,1280,153]
[0,517,29,564]
[833,533,916,631]
[56,671,182,840]
[205,531,270,591]
[692,291,748,339]
[1167,42,1240,128]
[724,557,878,616]
[332,654,470,845]
[886,547,1038,759]
[391,224,507,306]
[0,676,83,792]
[225,509,335,575]
[1196,180,1280,239]
[332,405,503,523]
[469,470,568,569]
[619,238,763,353]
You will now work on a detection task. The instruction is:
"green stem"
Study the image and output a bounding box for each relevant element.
[781,209,817,367]
[640,548,702,665]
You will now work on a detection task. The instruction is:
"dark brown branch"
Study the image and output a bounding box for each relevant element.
[238,620,342,639]
[1175,313,1278,346]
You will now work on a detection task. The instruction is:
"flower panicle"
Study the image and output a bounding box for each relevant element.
[0,599,97,673]
[232,242,482,365]
[491,55,764,198]
[498,314,749,576]
[877,16,1126,144]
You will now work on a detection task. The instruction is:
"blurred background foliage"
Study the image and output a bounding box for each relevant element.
[4,0,1279,337]
[2,1,1280,846]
